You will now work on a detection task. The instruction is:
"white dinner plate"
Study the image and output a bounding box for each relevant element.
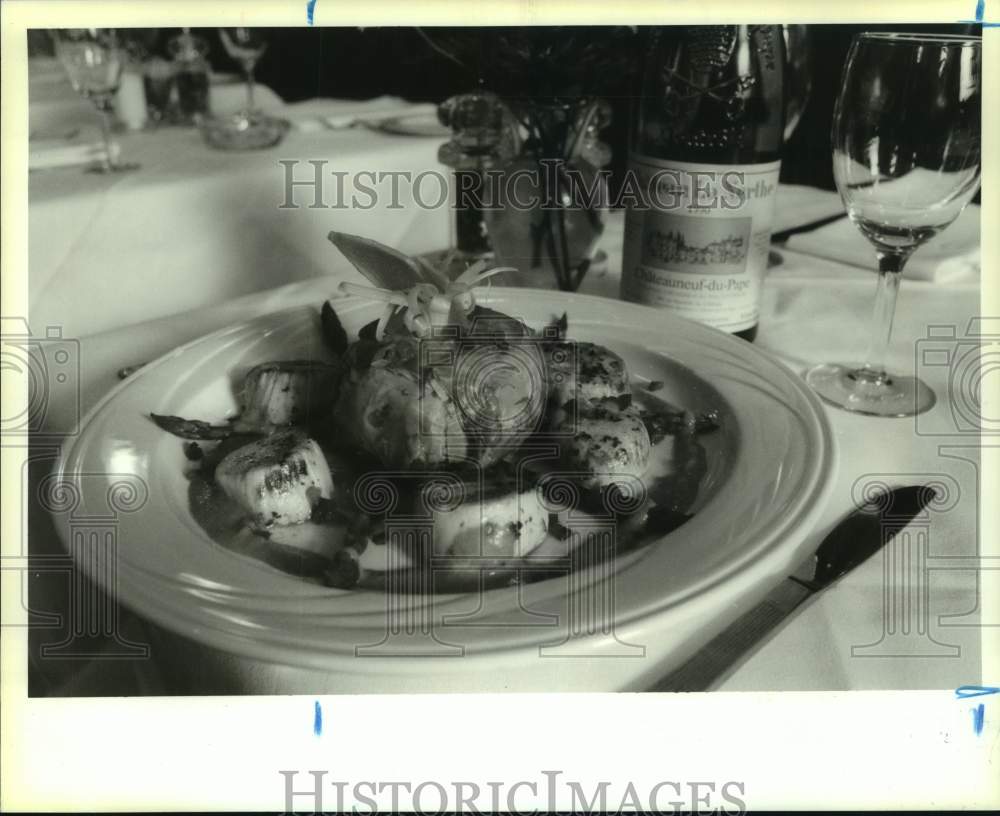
[52,288,836,692]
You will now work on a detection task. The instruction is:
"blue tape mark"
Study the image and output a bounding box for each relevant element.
[313,700,323,735]
[973,703,985,735]
[960,0,1000,24]
[955,685,1000,699]
[306,0,318,25]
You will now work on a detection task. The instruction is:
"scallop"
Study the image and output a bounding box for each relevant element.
[215,430,334,526]
[239,360,341,429]
[545,341,630,409]
[550,399,651,490]
[422,476,549,558]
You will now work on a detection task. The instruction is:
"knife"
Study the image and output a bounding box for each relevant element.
[650,484,936,692]
[770,211,849,244]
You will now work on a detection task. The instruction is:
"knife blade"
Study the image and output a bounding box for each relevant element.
[650,484,936,692]
[770,211,848,244]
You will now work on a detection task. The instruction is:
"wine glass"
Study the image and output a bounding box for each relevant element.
[51,29,139,173]
[805,33,981,417]
[202,27,287,150]
[219,27,267,112]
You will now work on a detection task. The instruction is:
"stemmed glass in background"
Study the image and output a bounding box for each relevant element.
[52,29,139,173]
[219,28,267,111]
[805,33,981,416]
[202,27,287,150]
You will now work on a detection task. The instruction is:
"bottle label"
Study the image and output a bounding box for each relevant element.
[621,154,781,333]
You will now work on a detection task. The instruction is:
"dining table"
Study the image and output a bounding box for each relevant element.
[22,57,986,696]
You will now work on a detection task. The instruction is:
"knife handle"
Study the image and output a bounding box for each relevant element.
[650,579,813,692]
[650,485,937,692]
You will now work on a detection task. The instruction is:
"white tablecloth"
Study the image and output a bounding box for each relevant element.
[25,66,985,695]
[28,58,450,340]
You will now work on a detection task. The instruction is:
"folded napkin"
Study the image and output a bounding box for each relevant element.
[279,96,439,132]
[786,203,980,283]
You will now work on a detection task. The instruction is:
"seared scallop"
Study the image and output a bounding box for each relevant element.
[421,476,549,558]
[544,341,630,409]
[215,430,334,526]
[550,399,651,490]
[239,360,341,429]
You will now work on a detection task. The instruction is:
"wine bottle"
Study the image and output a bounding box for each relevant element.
[620,26,785,341]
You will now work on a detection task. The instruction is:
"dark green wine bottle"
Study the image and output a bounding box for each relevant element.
[621,26,785,342]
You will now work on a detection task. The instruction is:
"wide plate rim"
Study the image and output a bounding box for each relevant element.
[54,287,837,666]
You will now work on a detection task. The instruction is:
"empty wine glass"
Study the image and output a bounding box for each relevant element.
[805,33,981,417]
[51,29,139,173]
[202,27,287,150]
[219,28,266,110]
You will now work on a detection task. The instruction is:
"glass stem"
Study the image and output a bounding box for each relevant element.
[860,249,910,383]
[245,63,256,112]
[95,96,116,169]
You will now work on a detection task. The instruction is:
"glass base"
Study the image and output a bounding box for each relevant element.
[805,363,936,417]
[201,110,289,150]
[86,161,140,174]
